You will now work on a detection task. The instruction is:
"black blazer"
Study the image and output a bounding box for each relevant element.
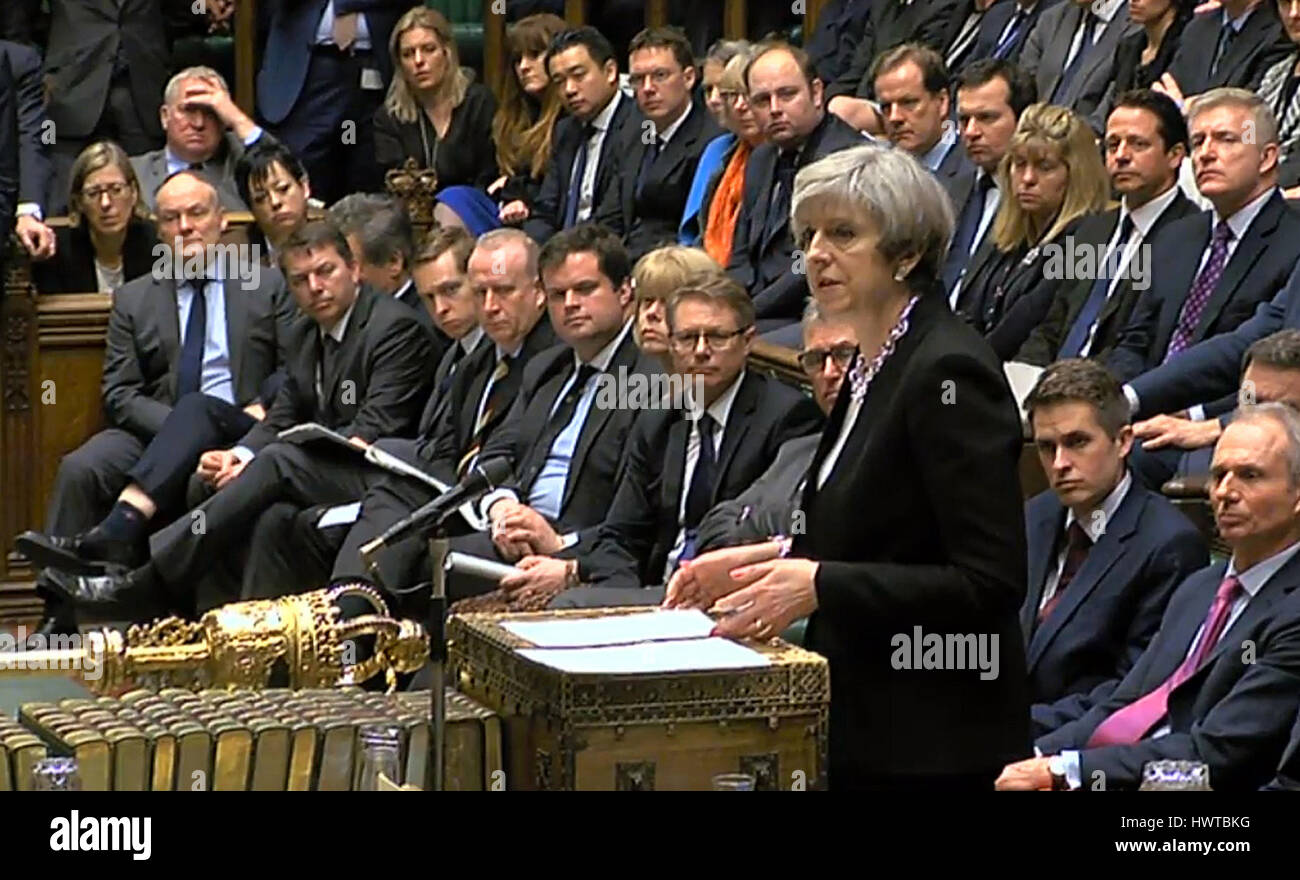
[697,432,820,553]
[417,315,557,485]
[523,91,638,244]
[239,284,435,453]
[1037,553,1300,791]
[1166,3,1291,96]
[1091,14,1188,127]
[0,40,51,210]
[1016,192,1198,366]
[827,0,963,99]
[373,82,499,191]
[594,99,723,260]
[805,0,875,84]
[32,218,159,294]
[0,53,15,246]
[726,112,866,322]
[478,330,662,532]
[797,292,1030,783]
[1021,479,1208,713]
[102,263,293,441]
[575,370,823,590]
[967,0,1060,69]
[1106,192,1300,381]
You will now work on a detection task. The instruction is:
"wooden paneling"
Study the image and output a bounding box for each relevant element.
[484,2,507,98]
[723,0,747,40]
[234,0,258,115]
[805,0,829,33]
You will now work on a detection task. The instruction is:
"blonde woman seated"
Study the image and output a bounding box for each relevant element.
[955,103,1111,360]
[629,245,725,371]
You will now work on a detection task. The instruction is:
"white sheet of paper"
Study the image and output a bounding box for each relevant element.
[317,502,362,528]
[501,609,717,648]
[518,637,770,674]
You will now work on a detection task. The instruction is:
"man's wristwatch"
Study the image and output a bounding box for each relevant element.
[1047,755,1069,791]
[564,559,582,590]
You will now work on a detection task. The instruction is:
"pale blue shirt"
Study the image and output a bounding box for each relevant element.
[176,272,234,405]
[314,0,372,50]
[919,136,953,173]
[527,321,633,520]
[165,127,266,177]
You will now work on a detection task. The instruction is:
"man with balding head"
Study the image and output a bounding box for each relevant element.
[17,171,291,634]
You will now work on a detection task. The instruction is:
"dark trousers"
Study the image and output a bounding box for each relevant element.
[127,393,256,520]
[241,502,350,601]
[148,442,382,607]
[51,76,160,213]
[266,47,383,205]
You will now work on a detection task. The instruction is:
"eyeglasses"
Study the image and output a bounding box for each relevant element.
[82,182,132,202]
[798,344,857,373]
[668,327,750,353]
[629,69,677,89]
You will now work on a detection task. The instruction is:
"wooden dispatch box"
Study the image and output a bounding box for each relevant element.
[447,609,829,791]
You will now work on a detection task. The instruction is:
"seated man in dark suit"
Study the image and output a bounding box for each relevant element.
[1159,0,1290,102]
[872,43,972,207]
[1017,89,1198,366]
[998,403,1300,791]
[505,275,823,609]
[595,26,722,261]
[823,0,962,132]
[1128,330,1300,489]
[308,229,555,606]
[942,59,1035,299]
[805,0,874,86]
[130,67,273,211]
[518,27,637,242]
[366,224,661,601]
[15,171,290,633]
[1019,0,1138,124]
[38,219,436,619]
[1106,88,1300,383]
[696,300,855,552]
[964,0,1059,69]
[330,193,446,351]
[1020,360,1208,734]
[725,41,865,338]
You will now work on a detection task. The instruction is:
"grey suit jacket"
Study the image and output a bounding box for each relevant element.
[101,263,292,440]
[696,432,819,553]
[130,129,268,211]
[1020,1,1138,123]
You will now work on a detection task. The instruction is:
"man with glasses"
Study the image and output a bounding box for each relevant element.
[726,41,865,343]
[695,301,855,553]
[517,274,822,609]
[596,26,722,261]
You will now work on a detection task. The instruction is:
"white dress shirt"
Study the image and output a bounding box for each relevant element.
[1038,472,1132,612]
[572,91,625,223]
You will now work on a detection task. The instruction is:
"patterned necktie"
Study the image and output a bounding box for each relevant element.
[1165,221,1233,360]
[1087,575,1243,747]
[679,413,718,562]
[1058,215,1136,358]
[993,9,1029,60]
[176,280,207,397]
[942,172,996,291]
[458,355,512,477]
[1037,521,1091,626]
[563,124,595,229]
[537,363,598,458]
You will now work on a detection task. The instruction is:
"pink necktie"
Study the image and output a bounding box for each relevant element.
[1086,575,1242,747]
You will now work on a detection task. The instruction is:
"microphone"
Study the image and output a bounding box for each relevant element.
[359,457,512,558]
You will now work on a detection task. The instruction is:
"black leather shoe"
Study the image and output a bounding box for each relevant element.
[26,613,78,644]
[41,565,152,617]
[14,530,142,575]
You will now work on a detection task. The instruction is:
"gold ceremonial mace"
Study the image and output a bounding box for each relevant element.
[0,583,428,694]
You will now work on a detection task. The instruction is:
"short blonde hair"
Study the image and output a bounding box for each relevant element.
[67,141,149,226]
[992,103,1111,251]
[631,246,723,346]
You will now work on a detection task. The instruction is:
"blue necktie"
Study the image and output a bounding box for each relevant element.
[1211,23,1237,80]
[562,124,594,229]
[1052,12,1096,103]
[943,172,995,291]
[176,280,207,397]
[1058,215,1135,359]
[635,135,661,200]
[993,9,1029,60]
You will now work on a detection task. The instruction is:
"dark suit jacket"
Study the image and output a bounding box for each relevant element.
[0,41,51,210]
[0,53,16,246]
[523,91,637,244]
[574,370,823,590]
[1128,258,1300,418]
[967,0,1060,68]
[256,0,414,126]
[726,112,866,322]
[1166,4,1290,96]
[36,0,180,139]
[102,264,292,440]
[372,81,498,190]
[1106,192,1300,382]
[239,284,434,452]
[796,291,1029,782]
[806,0,875,85]
[130,129,276,211]
[697,432,819,553]
[1016,192,1199,366]
[417,315,557,485]
[1021,479,1208,713]
[32,218,159,294]
[391,279,445,351]
[1020,1,1138,123]
[1089,14,1188,129]
[1036,553,1300,791]
[932,141,975,210]
[827,0,963,100]
[477,330,661,532]
[595,99,722,261]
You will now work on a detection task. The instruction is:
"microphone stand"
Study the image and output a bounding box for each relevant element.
[426,531,449,794]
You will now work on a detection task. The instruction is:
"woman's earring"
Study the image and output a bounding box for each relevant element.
[893,268,907,282]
